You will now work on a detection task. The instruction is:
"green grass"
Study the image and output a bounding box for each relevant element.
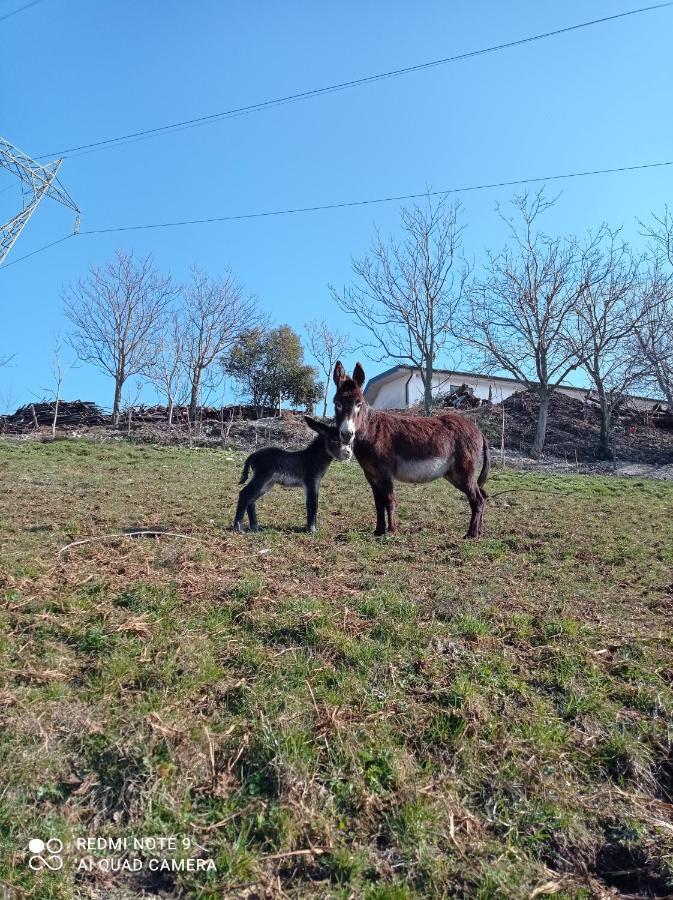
[1,438,672,898]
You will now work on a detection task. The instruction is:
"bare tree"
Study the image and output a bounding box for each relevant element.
[632,209,673,407]
[460,191,599,457]
[633,271,673,407]
[182,267,261,422]
[63,250,176,425]
[43,334,76,437]
[305,319,353,416]
[570,238,642,459]
[0,356,15,418]
[640,206,673,268]
[147,312,189,426]
[122,379,144,435]
[331,196,468,415]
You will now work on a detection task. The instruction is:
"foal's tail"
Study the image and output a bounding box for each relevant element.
[477,435,490,491]
[239,455,253,485]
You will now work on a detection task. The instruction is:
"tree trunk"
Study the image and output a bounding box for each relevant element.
[322,387,328,418]
[531,390,550,458]
[112,378,123,427]
[597,388,612,460]
[167,399,174,427]
[423,363,433,416]
[189,371,201,423]
[51,397,59,437]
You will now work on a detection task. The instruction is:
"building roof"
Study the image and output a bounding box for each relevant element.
[363,364,665,407]
[363,365,530,404]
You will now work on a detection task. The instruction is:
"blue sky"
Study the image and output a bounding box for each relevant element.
[1,0,672,412]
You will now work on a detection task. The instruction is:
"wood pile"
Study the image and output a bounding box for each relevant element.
[582,393,673,429]
[130,404,280,423]
[438,384,483,410]
[0,401,290,432]
[645,404,673,430]
[1,401,108,432]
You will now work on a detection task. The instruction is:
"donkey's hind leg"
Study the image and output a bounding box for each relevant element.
[445,467,485,539]
[233,476,270,532]
[477,485,487,535]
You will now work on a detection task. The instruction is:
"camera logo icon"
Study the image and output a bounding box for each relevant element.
[28,838,63,871]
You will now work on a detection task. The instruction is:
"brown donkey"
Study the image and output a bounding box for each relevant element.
[333,362,490,538]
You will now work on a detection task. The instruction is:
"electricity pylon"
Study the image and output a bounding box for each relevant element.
[0,137,80,267]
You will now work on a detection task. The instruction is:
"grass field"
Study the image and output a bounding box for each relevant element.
[1,438,672,899]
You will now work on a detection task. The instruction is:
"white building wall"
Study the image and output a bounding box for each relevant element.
[369,369,665,411]
[372,371,522,408]
[403,372,520,407]
[374,379,409,408]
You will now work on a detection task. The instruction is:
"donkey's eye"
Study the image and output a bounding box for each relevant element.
[334,402,342,411]
[355,403,362,412]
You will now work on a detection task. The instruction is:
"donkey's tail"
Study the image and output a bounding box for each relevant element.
[239,455,253,485]
[478,435,490,490]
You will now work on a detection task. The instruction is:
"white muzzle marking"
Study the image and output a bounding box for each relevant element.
[340,443,353,461]
[339,418,355,442]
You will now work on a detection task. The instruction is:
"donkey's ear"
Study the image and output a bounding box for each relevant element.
[352,362,366,388]
[333,360,346,387]
[304,415,326,434]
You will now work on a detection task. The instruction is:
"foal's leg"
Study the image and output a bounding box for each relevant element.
[233,476,269,532]
[247,501,259,532]
[304,478,320,533]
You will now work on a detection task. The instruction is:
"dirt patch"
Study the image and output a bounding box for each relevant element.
[594,833,672,897]
[475,390,673,466]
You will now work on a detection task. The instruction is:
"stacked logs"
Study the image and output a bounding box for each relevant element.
[439,384,483,410]
[0,401,287,432]
[1,401,108,432]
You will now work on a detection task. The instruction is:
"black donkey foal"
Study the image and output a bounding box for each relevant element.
[233,416,352,533]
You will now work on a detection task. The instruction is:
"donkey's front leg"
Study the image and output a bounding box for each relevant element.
[233,491,250,533]
[247,501,259,533]
[305,479,319,533]
[365,475,386,536]
[380,476,398,534]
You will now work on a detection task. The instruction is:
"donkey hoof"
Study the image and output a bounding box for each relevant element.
[233,521,243,534]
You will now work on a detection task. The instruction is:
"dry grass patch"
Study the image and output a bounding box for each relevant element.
[1,439,672,898]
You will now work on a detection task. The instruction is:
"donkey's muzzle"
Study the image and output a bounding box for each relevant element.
[339,421,356,443]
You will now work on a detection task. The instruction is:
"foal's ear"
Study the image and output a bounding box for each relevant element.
[353,362,366,388]
[304,415,326,434]
[333,360,346,387]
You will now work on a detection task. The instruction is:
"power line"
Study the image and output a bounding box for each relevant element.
[2,157,670,271]
[77,159,673,235]
[37,2,673,160]
[0,233,73,269]
[0,0,46,23]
